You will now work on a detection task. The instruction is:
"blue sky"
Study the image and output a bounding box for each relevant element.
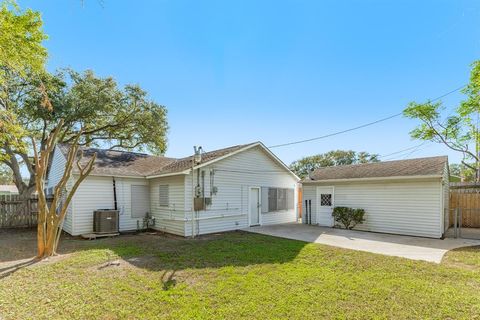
[20,0,480,165]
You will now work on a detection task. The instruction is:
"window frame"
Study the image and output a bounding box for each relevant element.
[158,184,169,208]
[262,187,295,213]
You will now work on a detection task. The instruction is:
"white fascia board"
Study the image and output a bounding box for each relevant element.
[192,142,300,181]
[301,174,443,184]
[73,173,148,179]
[146,171,189,179]
[146,141,299,181]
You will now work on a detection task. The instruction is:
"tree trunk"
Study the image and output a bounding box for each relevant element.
[36,211,46,258]
[33,121,96,259]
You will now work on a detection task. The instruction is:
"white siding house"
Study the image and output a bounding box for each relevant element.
[302,156,449,238]
[47,142,299,237]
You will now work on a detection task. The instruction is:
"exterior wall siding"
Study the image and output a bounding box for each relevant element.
[65,144,298,237]
[184,146,298,236]
[114,177,150,232]
[71,175,149,235]
[71,176,115,235]
[302,185,317,224]
[46,146,73,235]
[305,178,444,238]
[149,175,186,236]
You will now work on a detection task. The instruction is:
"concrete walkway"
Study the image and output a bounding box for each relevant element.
[246,223,480,263]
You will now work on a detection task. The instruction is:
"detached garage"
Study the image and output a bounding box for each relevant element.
[301,156,449,238]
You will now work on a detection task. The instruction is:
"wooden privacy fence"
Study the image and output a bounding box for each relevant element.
[0,194,38,228]
[450,182,480,228]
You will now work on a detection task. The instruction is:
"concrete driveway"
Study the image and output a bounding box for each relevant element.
[246,223,480,263]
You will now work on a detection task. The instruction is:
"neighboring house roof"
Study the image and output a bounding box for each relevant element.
[0,185,19,194]
[303,156,448,182]
[56,141,298,180]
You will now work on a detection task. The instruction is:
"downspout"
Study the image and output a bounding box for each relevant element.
[112,177,118,210]
[191,163,195,238]
[191,146,203,238]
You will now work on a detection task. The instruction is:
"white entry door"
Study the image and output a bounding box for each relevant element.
[249,188,260,226]
[316,186,334,227]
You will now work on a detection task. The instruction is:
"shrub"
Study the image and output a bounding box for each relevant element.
[332,206,365,230]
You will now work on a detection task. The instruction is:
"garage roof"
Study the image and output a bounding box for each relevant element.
[303,156,448,182]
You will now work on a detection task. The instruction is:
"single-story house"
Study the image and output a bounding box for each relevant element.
[301,156,449,238]
[47,142,300,237]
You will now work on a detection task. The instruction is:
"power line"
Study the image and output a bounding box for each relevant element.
[381,143,435,161]
[378,142,428,159]
[268,84,466,149]
[269,113,402,148]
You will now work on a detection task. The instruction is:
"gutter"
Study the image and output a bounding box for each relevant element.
[146,171,189,179]
[301,174,443,184]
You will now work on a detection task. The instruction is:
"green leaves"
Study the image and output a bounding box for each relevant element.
[15,68,169,154]
[403,60,480,173]
[0,109,26,161]
[0,1,48,85]
[332,206,366,230]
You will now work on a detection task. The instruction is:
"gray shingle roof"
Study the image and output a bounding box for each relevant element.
[57,142,258,178]
[303,156,448,182]
[148,143,257,176]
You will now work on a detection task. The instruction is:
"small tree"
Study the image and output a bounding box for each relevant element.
[332,206,365,230]
[403,60,480,181]
[33,120,96,258]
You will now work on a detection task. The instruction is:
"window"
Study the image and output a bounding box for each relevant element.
[262,187,295,212]
[320,194,332,207]
[159,185,169,207]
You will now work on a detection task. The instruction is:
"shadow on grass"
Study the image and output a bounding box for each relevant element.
[0,229,308,281]
[0,258,38,280]
[442,245,480,269]
[95,231,308,271]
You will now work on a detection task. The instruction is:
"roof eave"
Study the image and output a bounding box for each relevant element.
[192,142,300,181]
[73,172,148,179]
[146,171,190,179]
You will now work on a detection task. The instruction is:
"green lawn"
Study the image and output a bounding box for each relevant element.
[1,231,480,319]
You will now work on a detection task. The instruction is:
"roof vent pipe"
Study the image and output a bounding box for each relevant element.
[193,146,203,164]
[307,166,315,180]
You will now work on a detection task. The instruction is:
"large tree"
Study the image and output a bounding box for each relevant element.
[0,1,47,196]
[290,150,380,178]
[1,68,169,200]
[1,2,168,202]
[403,60,480,180]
